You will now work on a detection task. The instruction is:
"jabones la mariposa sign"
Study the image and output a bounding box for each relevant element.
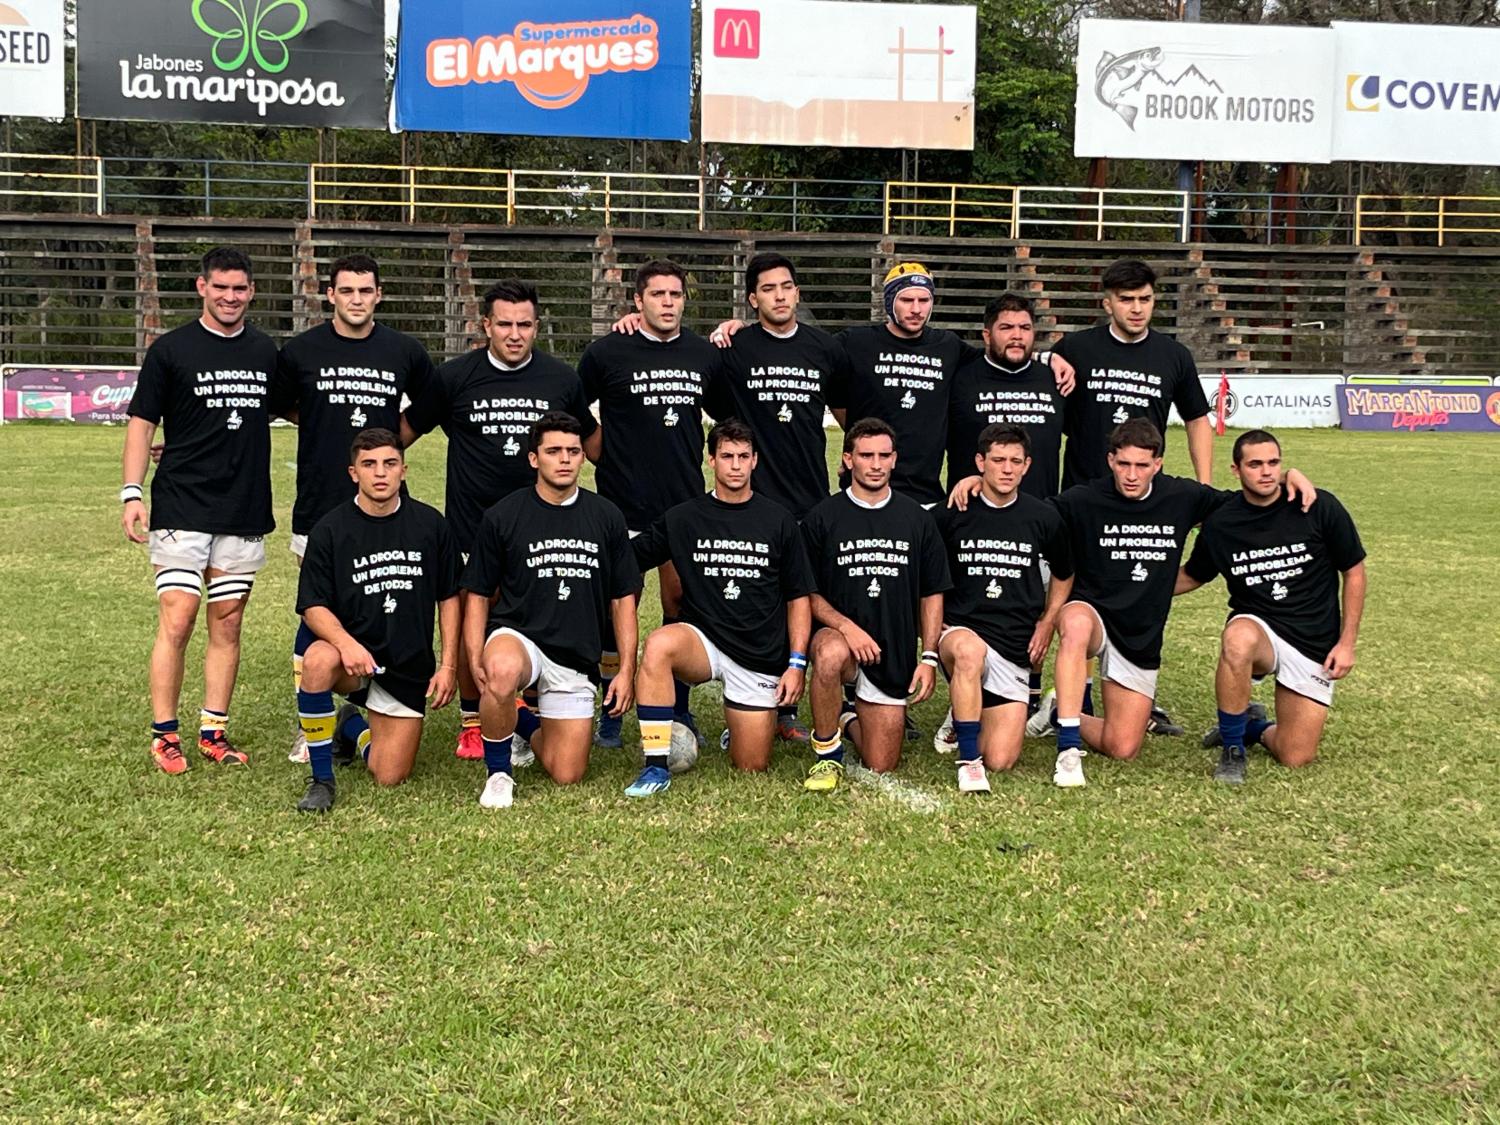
[75,0,386,127]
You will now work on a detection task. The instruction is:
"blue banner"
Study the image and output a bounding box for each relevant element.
[395,0,691,140]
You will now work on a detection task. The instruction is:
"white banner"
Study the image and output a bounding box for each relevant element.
[1168,376,1343,428]
[701,0,976,150]
[1074,19,1335,163]
[1332,21,1500,163]
[0,0,63,118]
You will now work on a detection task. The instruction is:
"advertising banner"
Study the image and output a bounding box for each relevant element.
[0,0,64,118]
[1337,383,1500,432]
[2,365,139,424]
[1074,19,1335,163]
[701,0,976,150]
[395,0,692,140]
[1167,376,1343,428]
[1332,21,1500,164]
[76,0,387,127]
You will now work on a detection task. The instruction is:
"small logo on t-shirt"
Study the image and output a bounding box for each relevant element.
[503,435,521,456]
[1112,405,1130,425]
[350,406,367,429]
[986,578,1004,600]
[383,593,397,614]
[776,402,793,423]
[557,579,572,601]
[724,579,742,601]
[1272,581,1289,601]
[227,410,243,431]
[1130,561,1149,582]
[899,389,917,410]
[867,576,882,598]
[663,406,680,427]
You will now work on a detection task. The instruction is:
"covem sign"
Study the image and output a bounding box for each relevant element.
[397,0,691,140]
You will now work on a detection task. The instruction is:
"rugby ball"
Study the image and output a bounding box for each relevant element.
[668,721,700,775]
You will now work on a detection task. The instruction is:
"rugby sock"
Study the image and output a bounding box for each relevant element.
[482,735,513,777]
[339,709,372,762]
[297,689,337,782]
[1245,716,1273,747]
[292,620,315,691]
[199,708,229,743]
[514,700,542,741]
[954,720,981,763]
[151,718,179,740]
[810,729,844,764]
[1218,708,1248,751]
[1081,679,1095,717]
[459,697,481,731]
[1056,717,1082,754]
[1028,671,1043,717]
[638,704,674,771]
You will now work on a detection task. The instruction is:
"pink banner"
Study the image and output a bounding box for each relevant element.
[2,366,139,424]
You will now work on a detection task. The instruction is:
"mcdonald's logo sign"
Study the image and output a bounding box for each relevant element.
[713,8,759,57]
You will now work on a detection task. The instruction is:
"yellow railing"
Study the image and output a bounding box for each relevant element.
[884,181,1190,239]
[0,153,103,214]
[1354,194,1500,246]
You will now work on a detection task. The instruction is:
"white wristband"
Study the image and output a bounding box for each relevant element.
[120,483,143,503]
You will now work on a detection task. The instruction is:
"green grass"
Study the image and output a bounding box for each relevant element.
[1,424,1497,1122]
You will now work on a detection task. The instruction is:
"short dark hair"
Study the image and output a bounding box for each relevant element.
[983,293,1034,329]
[201,246,252,280]
[1100,259,1156,293]
[1107,418,1164,458]
[977,422,1031,458]
[707,417,755,454]
[843,416,896,454]
[483,279,540,318]
[635,259,687,296]
[745,252,797,295]
[349,427,403,463]
[1233,429,1281,464]
[329,253,380,291]
[529,411,582,453]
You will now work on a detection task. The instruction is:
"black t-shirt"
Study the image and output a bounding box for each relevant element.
[634,492,816,677]
[460,487,640,678]
[1185,489,1366,664]
[271,322,436,534]
[1053,473,1231,669]
[127,320,278,535]
[801,490,953,698]
[578,330,722,530]
[830,325,977,506]
[295,497,461,715]
[705,323,845,520]
[1054,325,1210,488]
[404,348,597,553]
[946,355,1066,499]
[936,493,1074,668]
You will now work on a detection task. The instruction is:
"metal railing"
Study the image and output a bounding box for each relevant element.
[1,153,1497,245]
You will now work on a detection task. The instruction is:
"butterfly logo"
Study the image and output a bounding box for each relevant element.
[192,0,309,74]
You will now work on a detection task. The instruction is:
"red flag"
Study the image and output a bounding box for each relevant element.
[1216,371,1230,436]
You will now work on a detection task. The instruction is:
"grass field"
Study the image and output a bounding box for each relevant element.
[2,423,1497,1122]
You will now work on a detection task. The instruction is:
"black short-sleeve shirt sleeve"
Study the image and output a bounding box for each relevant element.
[918,512,954,597]
[295,523,338,615]
[403,369,451,437]
[1172,350,1210,422]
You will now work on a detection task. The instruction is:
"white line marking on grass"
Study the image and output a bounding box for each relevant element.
[845,762,947,814]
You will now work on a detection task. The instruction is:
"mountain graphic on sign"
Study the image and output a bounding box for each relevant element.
[1139,65,1224,95]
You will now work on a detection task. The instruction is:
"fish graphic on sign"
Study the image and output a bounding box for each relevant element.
[1094,46,1163,129]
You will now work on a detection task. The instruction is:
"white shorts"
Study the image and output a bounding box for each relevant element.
[1231,614,1335,706]
[851,669,908,708]
[290,533,308,560]
[682,624,779,710]
[350,677,423,720]
[486,627,596,720]
[1069,601,1159,699]
[938,625,1030,706]
[150,529,266,601]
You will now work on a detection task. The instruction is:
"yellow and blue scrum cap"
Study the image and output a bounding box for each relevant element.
[883,262,935,321]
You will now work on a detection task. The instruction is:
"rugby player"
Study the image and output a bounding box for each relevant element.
[1042,419,1315,788]
[800,419,952,789]
[629,419,815,796]
[121,246,277,773]
[401,280,598,762]
[273,254,436,763]
[1175,430,1366,784]
[936,423,1073,792]
[580,259,723,750]
[462,414,640,810]
[293,429,461,812]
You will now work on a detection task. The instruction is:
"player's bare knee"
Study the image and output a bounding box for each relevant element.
[369,763,411,787]
[157,610,197,649]
[300,642,341,690]
[550,762,588,785]
[1102,728,1144,760]
[1272,735,1319,769]
[482,651,527,697]
[810,631,849,677]
[951,635,986,678]
[1219,621,1261,667]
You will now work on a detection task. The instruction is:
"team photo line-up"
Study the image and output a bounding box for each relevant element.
[118,246,1367,813]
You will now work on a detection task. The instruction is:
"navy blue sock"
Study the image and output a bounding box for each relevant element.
[151,718,179,738]
[1218,708,1248,750]
[483,735,513,777]
[661,615,692,717]
[1245,716,1272,746]
[1056,717,1082,752]
[293,620,315,659]
[811,729,844,763]
[1081,679,1095,717]
[460,696,480,717]
[515,702,541,740]
[954,719,981,763]
[340,709,371,762]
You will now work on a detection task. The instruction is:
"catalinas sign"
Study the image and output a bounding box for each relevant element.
[397,0,691,140]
